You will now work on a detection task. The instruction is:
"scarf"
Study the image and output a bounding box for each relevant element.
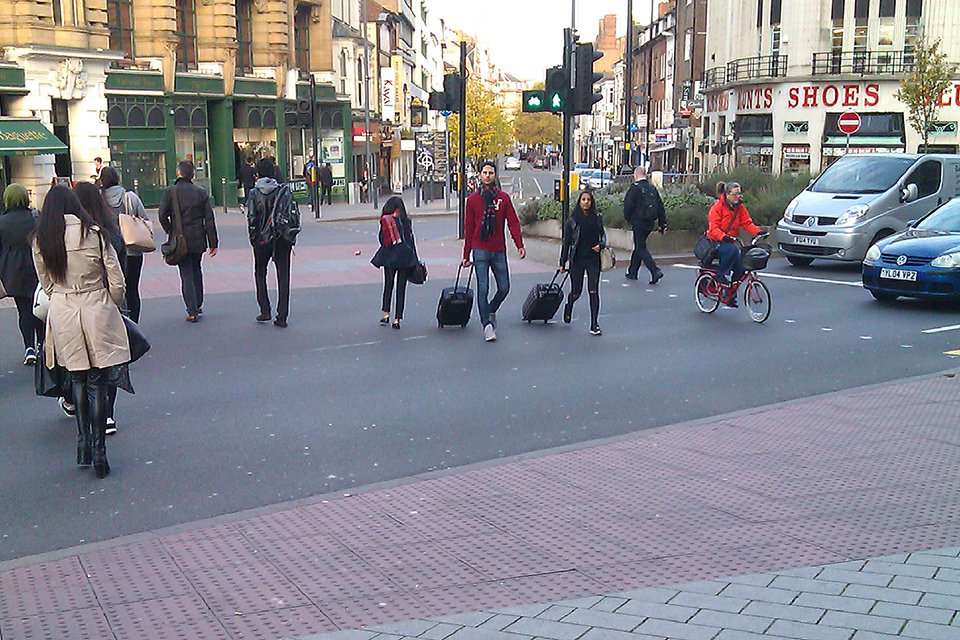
[480,188,497,241]
[381,213,402,247]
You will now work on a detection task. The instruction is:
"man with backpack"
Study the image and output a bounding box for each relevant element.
[247,158,300,328]
[623,165,666,284]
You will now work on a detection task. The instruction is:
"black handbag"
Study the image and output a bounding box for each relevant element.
[123,315,151,363]
[409,261,428,285]
[694,211,739,261]
[161,187,189,266]
[34,346,67,398]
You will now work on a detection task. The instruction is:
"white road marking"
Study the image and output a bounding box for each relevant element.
[673,264,861,287]
[922,324,960,334]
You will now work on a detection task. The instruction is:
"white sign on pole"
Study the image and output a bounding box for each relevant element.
[381,68,395,122]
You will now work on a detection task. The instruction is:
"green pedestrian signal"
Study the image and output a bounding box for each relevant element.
[544,66,567,114]
[522,90,545,112]
[550,93,562,110]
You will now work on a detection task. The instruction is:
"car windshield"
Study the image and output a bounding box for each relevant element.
[810,156,915,194]
[917,199,960,232]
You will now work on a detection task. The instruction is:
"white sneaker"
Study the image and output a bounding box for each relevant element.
[23,347,36,366]
[59,397,76,417]
[483,323,497,342]
[105,417,117,435]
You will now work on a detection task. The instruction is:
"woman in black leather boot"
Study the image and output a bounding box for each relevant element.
[70,369,109,476]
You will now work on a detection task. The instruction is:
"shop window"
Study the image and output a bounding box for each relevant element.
[735,114,773,138]
[174,107,189,127]
[107,0,134,60]
[106,106,126,127]
[910,161,941,199]
[174,0,198,71]
[190,108,206,128]
[127,106,146,127]
[147,107,165,127]
[825,112,904,137]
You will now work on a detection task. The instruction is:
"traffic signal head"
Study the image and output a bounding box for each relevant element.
[572,42,603,116]
[544,66,567,113]
[428,74,463,112]
[522,90,546,112]
[297,98,314,126]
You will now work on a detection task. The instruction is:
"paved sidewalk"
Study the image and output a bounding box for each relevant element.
[2,372,959,640]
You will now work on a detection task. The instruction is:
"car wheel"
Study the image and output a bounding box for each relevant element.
[870,290,899,303]
[786,256,814,267]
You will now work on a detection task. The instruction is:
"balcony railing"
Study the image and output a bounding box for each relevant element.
[726,55,788,83]
[812,50,915,75]
[701,66,725,91]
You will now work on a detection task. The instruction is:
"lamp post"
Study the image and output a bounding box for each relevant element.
[623,0,633,170]
[361,0,377,209]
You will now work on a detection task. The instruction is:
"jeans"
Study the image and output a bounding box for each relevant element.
[13,295,43,349]
[177,252,204,315]
[321,185,332,205]
[472,249,510,327]
[716,241,743,282]
[382,267,409,319]
[254,240,292,321]
[628,225,658,277]
[124,254,143,323]
[568,254,601,326]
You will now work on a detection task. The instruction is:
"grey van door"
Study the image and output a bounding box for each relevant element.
[899,159,943,224]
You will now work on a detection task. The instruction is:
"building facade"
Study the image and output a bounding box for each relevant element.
[701,0,960,175]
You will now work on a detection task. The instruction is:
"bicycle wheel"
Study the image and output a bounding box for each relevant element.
[695,273,720,313]
[744,279,771,323]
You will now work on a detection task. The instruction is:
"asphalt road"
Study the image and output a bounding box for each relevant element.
[1,214,959,561]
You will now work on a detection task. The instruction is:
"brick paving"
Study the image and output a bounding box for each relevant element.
[1,372,959,639]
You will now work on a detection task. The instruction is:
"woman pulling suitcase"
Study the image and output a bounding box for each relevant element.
[559,190,605,336]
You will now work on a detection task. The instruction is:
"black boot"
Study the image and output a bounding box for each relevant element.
[71,374,92,466]
[87,369,110,479]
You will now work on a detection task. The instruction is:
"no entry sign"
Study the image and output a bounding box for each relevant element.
[838,112,861,135]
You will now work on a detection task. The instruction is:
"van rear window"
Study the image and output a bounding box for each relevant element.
[811,156,915,194]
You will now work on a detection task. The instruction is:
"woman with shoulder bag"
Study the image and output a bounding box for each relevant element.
[559,190,605,336]
[371,196,418,329]
[101,166,148,323]
[0,183,44,365]
[33,186,130,479]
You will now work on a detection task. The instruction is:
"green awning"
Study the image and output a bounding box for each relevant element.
[0,118,68,156]
[823,136,904,147]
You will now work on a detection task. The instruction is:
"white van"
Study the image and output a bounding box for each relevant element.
[776,154,960,266]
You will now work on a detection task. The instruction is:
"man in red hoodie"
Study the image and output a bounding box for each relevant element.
[462,161,525,341]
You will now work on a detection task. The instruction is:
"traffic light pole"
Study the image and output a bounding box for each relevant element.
[623,0,633,169]
[310,74,320,218]
[458,41,466,240]
[561,28,573,225]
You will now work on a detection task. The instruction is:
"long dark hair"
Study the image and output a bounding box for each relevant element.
[572,189,598,218]
[73,181,117,234]
[381,196,409,223]
[36,185,97,283]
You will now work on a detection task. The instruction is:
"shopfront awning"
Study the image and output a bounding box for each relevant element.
[0,118,67,156]
[823,136,904,147]
[650,143,676,154]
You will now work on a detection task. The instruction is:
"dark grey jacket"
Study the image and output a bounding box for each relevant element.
[0,207,39,296]
[158,178,218,254]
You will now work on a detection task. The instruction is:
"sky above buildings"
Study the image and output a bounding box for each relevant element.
[436,0,655,81]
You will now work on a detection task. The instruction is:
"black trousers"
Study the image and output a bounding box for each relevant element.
[70,368,108,466]
[628,225,659,277]
[13,295,43,349]
[124,254,144,323]
[568,255,601,325]
[382,267,409,319]
[254,240,293,321]
[177,252,204,315]
[321,184,332,205]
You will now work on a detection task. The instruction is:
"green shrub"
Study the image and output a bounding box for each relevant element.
[696,167,810,226]
[537,198,562,220]
[517,198,541,225]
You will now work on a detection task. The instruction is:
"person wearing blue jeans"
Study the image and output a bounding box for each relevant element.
[462,161,525,342]
[706,181,762,307]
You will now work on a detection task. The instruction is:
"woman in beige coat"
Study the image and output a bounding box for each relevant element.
[33,185,130,478]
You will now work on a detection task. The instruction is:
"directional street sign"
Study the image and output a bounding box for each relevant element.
[439,110,452,118]
[838,112,861,135]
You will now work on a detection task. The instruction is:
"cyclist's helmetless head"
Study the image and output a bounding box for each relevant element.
[725,182,742,209]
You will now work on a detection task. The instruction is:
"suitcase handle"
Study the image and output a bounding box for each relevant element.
[455,263,474,289]
[550,268,569,289]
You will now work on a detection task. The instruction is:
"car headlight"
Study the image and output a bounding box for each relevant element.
[864,244,881,263]
[836,204,870,227]
[783,198,799,223]
[931,252,960,268]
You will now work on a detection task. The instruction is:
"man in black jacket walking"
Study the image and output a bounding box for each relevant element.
[246,158,294,328]
[159,160,219,322]
[623,165,666,284]
[319,162,334,205]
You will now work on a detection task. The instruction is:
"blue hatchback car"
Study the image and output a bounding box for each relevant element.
[862,197,960,302]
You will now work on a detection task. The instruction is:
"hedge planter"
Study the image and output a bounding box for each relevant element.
[523,220,704,257]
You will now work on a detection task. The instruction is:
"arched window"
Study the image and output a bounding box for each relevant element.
[262,108,276,128]
[339,50,348,94]
[147,106,165,127]
[106,106,126,127]
[127,106,146,127]
[190,107,206,127]
[247,108,261,129]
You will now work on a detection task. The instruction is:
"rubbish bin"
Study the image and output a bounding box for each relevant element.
[348,182,360,204]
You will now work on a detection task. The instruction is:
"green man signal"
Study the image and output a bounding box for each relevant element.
[522,90,545,112]
[544,66,567,114]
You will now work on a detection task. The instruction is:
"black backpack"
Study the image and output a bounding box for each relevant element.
[637,184,659,226]
[269,184,301,245]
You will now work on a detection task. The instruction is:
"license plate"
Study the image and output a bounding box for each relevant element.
[880,268,918,281]
[793,236,820,246]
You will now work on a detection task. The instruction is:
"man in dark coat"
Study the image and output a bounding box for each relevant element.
[246,158,294,328]
[319,162,334,205]
[623,165,666,284]
[237,156,257,212]
[159,160,219,322]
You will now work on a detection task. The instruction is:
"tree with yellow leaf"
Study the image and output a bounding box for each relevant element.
[447,80,512,163]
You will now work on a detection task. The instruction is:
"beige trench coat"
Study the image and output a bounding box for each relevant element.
[33,216,131,371]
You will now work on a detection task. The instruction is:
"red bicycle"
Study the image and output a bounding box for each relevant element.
[694,234,772,323]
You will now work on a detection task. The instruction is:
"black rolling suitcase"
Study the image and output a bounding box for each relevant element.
[437,265,474,328]
[522,269,567,323]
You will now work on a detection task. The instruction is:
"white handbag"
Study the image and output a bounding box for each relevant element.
[33,284,50,321]
[600,247,617,272]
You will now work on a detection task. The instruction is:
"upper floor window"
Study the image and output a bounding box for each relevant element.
[339,51,348,94]
[236,0,253,75]
[106,0,134,59]
[174,0,198,71]
[294,5,311,73]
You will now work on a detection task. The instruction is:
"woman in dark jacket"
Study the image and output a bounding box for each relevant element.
[371,196,418,329]
[0,184,44,364]
[559,190,606,336]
